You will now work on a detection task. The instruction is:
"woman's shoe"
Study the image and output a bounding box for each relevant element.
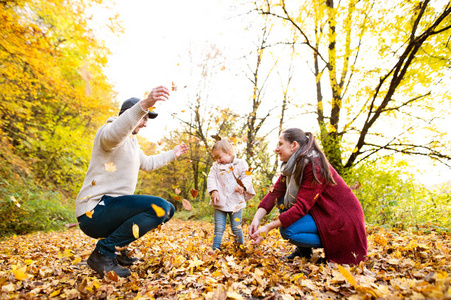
[116,249,139,266]
[87,249,131,277]
[282,247,313,261]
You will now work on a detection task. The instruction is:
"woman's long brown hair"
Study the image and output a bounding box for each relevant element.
[281,128,336,185]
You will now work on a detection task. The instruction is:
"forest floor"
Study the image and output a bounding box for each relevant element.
[0,219,450,299]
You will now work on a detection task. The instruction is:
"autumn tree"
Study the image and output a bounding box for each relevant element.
[0,0,120,195]
[255,0,451,174]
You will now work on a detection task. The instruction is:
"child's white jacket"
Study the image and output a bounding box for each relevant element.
[207,158,255,212]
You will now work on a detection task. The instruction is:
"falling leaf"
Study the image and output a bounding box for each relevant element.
[65,222,80,229]
[269,186,274,192]
[132,224,139,239]
[10,196,21,208]
[314,194,320,200]
[105,162,116,172]
[245,168,253,176]
[86,210,94,218]
[350,182,362,190]
[151,204,165,217]
[175,188,181,195]
[171,82,177,91]
[327,123,336,133]
[91,180,96,186]
[148,106,156,112]
[174,196,182,201]
[190,189,199,198]
[229,166,234,171]
[182,199,192,211]
[189,136,199,143]
[234,218,240,222]
[11,265,28,281]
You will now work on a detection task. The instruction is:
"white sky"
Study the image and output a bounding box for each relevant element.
[97,0,451,186]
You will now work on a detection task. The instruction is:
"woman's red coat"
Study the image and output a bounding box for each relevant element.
[258,162,368,265]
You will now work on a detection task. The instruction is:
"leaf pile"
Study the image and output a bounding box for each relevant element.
[0,219,450,299]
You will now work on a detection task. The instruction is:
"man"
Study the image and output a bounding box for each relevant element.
[75,86,188,277]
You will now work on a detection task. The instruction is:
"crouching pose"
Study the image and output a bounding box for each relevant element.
[75,86,188,277]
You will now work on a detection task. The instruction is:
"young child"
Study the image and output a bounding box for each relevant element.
[207,137,255,250]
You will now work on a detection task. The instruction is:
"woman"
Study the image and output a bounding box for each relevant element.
[248,128,367,264]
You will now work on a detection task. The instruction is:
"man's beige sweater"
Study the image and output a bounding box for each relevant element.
[75,102,176,218]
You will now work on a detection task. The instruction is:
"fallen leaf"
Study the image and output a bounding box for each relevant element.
[337,265,356,288]
[11,265,28,281]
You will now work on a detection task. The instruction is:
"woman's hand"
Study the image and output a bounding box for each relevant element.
[248,218,260,238]
[248,207,267,238]
[250,224,270,245]
[173,143,188,158]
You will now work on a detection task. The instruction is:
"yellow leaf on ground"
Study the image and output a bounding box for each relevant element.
[49,289,61,297]
[132,224,139,239]
[151,204,165,217]
[72,257,82,265]
[11,265,28,281]
[337,265,356,288]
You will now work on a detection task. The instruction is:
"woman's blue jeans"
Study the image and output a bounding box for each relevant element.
[279,213,323,248]
[78,195,174,257]
[213,209,244,250]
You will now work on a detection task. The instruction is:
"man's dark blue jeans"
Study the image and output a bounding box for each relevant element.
[78,194,175,257]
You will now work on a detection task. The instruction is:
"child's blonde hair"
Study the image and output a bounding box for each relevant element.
[212,138,235,156]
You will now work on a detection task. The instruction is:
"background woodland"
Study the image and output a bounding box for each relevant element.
[1,0,451,237]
